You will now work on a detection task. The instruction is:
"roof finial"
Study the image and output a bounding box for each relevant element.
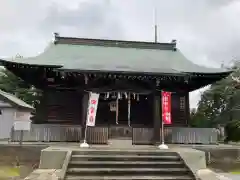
[171,39,177,51]
[53,32,60,44]
[171,39,176,44]
[54,32,59,38]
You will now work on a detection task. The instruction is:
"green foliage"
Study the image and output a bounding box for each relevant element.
[191,61,240,127]
[225,120,240,142]
[0,68,40,106]
[190,108,211,127]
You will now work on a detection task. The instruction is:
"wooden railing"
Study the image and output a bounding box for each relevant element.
[109,125,132,139]
[86,126,108,144]
[11,124,82,142]
[132,127,154,145]
[10,124,218,145]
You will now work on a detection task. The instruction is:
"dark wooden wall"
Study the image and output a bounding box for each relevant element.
[33,90,82,124]
[96,94,153,126]
[32,90,189,127]
[171,93,189,126]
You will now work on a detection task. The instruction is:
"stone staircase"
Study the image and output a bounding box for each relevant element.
[64,150,195,180]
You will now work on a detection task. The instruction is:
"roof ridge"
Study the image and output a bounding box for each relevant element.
[53,33,177,51]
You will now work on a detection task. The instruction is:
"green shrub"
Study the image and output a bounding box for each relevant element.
[225,120,240,142]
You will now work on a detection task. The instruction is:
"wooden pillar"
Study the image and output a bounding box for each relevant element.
[115,97,119,125]
[185,92,190,126]
[153,93,161,144]
[81,92,89,126]
[81,92,89,140]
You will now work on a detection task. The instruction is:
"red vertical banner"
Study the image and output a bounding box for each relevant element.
[161,91,172,125]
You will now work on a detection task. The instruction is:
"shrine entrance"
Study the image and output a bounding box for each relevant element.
[95,92,154,141]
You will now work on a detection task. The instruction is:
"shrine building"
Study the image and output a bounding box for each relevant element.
[0,33,232,145]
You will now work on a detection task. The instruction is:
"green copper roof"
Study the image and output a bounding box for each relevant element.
[0,36,231,75]
[0,90,34,110]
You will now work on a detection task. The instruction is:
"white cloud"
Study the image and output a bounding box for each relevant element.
[0,0,239,107]
[190,86,210,109]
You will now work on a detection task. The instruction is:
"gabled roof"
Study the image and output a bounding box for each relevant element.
[0,90,34,110]
[0,35,231,76]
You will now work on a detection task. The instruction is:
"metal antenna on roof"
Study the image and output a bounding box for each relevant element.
[154,5,158,43]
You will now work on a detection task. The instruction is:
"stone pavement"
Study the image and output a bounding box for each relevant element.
[24,169,61,180]
[197,169,232,180]
[220,173,240,180]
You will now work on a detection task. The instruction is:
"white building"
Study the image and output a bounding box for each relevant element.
[0,90,34,139]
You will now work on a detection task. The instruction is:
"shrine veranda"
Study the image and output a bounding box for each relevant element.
[0,34,232,145]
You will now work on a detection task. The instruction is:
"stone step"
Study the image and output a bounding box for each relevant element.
[68,160,185,168]
[66,150,195,180]
[71,154,181,162]
[72,150,178,156]
[65,175,194,180]
[67,167,190,176]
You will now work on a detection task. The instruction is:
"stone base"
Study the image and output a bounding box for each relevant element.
[37,145,211,180]
[158,143,169,149]
[80,142,89,148]
[39,147,69,169]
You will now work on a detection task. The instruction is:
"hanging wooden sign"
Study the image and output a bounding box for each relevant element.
[109,101,117,111]
[15,111,32,121]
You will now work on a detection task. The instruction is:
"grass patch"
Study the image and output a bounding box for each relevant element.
[230,171,240,174]
[0,166,20,178]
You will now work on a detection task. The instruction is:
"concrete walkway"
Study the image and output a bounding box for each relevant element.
[220,174,240,180]
[1,140,240,149]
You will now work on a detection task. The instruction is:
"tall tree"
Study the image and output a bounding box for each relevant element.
[191,62,240,127]
[0,68,40,106]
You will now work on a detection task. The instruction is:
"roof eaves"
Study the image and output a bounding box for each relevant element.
[187,70,233,76]
[0,58,62,68]
[0,90,34,110]
[187,72,232,92]
[57,67,189,77]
